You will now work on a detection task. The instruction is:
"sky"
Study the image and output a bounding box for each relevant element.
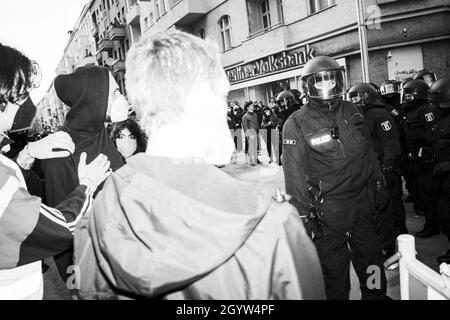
[0,0,89,103]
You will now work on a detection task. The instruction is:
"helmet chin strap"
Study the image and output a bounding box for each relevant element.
[310,97,342,111]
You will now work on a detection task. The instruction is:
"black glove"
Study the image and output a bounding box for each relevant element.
[433,161,450,176]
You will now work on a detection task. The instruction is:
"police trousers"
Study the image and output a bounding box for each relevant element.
[414,159,439,228]
[313,187,387,300]
[437,173,450,240]
[386,172,407,236]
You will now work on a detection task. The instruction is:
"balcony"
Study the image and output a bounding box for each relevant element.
[126,3,140,25]
[97,39,114,52]
[158,0,207,29]
[109,25,126,41]
[112,59,126,74]
[91,25,99,37]
[96,51,104,63]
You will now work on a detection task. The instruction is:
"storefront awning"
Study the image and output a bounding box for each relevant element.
[229,58,346,91]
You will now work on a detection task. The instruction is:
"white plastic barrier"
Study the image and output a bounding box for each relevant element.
[397,235,450,300]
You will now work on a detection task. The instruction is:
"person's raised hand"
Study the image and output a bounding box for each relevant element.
[27,131,75,159]
[77,152,112,191]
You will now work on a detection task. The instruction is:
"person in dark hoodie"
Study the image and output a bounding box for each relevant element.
[74,30,325,300]
[40,65,128,282]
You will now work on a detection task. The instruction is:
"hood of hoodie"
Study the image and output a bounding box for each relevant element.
[54,65,109,135]
[89,154,272,297]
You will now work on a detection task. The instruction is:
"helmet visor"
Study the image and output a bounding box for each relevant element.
[348,92,368,106]
[303,70,345,100]
[381,83,397,96]
[423,74,437,87]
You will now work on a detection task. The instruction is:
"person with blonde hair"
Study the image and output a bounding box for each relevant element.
[74,30,324,300]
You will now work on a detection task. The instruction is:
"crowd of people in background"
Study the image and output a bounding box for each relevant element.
[227,90,302,166]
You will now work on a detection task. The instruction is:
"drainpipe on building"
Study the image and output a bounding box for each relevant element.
[356,0,370,83]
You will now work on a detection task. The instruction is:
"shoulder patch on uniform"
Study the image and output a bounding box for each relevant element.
[381,120,392,131]
[425,112,434,122]
[283,139,297,145]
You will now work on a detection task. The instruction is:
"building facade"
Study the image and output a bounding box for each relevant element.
[35,84,66,131]
[35,0,450,130]
[89,0,131,95]
[135,0,449,105]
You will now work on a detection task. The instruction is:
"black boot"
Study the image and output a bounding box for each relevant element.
[415,224,440,239]
[437,249,450,265]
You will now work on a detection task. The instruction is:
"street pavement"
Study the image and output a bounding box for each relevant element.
[43,161,449,300]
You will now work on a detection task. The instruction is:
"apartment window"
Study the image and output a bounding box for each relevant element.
[144,17,149,27]
[155,0,161,20]
[218,15,232,52]
[247,0,283,36]
[149,12,154,24]
[309,0,336,14]
[159,0,166,15]
[261,0,271,29]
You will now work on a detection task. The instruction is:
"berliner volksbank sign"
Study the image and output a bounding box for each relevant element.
[226,45,316,84]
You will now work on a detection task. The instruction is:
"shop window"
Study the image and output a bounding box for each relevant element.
[247,0,283,36]
[309,0,336,14]
[218,15,232,52]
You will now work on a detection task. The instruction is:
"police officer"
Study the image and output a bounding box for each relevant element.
[348,83,407,243]
[414,69,437,88]
[401,79,440,238]
[380,80,401,109]
[380,80,413,208]
[283,56,388,300]
[428,78,450,264]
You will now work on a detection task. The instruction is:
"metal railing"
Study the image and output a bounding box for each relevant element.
[397,235,450,300]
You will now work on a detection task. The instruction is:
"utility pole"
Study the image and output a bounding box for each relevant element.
[356,0,370,83]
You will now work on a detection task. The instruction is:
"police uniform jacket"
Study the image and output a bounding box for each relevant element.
[282,99,381,214]
[361,105,402,168]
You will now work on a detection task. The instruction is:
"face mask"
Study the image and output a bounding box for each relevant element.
[116,137,137,159]
[110,92,130,123]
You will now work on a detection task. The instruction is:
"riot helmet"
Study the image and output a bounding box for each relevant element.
[401,79,429,103]
[413,69,437,87]
[301,56,346,102]
[380,80,400,97]
[347,83,383,108]
[428,78,450,109]
[400,77,413,91]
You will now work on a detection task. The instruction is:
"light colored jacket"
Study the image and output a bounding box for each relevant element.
[74,154,325,300]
